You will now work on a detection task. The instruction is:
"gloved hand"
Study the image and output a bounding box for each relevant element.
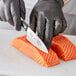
[30,0,67,49]
[0,0,26,31]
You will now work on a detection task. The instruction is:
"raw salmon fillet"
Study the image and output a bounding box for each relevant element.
[51,34,76,61]
[12,36,60,67]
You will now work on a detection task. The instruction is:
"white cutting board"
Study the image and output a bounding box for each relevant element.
[0,22,76,76]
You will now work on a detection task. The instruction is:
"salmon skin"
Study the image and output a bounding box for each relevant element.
[51,34,76,61]
[12,35,60,67]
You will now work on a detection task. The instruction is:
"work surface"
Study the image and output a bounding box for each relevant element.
[0,22,76,76]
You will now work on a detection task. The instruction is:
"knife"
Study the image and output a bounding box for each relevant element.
[22,21,48,54]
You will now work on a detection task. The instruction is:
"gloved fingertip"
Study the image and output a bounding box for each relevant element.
[0,17,2,21]
[46,44,51,49]
[62,20,67,32]
[45,40,51,49]
[15,25,21,31]
[16,28,21,31]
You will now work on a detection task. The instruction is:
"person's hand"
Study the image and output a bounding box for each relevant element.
[0,0,26,31]
[30,0,67,49]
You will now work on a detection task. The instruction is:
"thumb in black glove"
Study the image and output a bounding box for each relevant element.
[30,0,67,49]
[0,0,26,31]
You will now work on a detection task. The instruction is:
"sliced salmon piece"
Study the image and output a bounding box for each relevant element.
[51,34,76,61]
[12,35,60,67]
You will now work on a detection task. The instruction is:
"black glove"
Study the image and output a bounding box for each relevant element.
[0,0,26,31]
[30,0,67,49]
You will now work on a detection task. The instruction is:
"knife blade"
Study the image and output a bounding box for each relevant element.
[22,21,48,54]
